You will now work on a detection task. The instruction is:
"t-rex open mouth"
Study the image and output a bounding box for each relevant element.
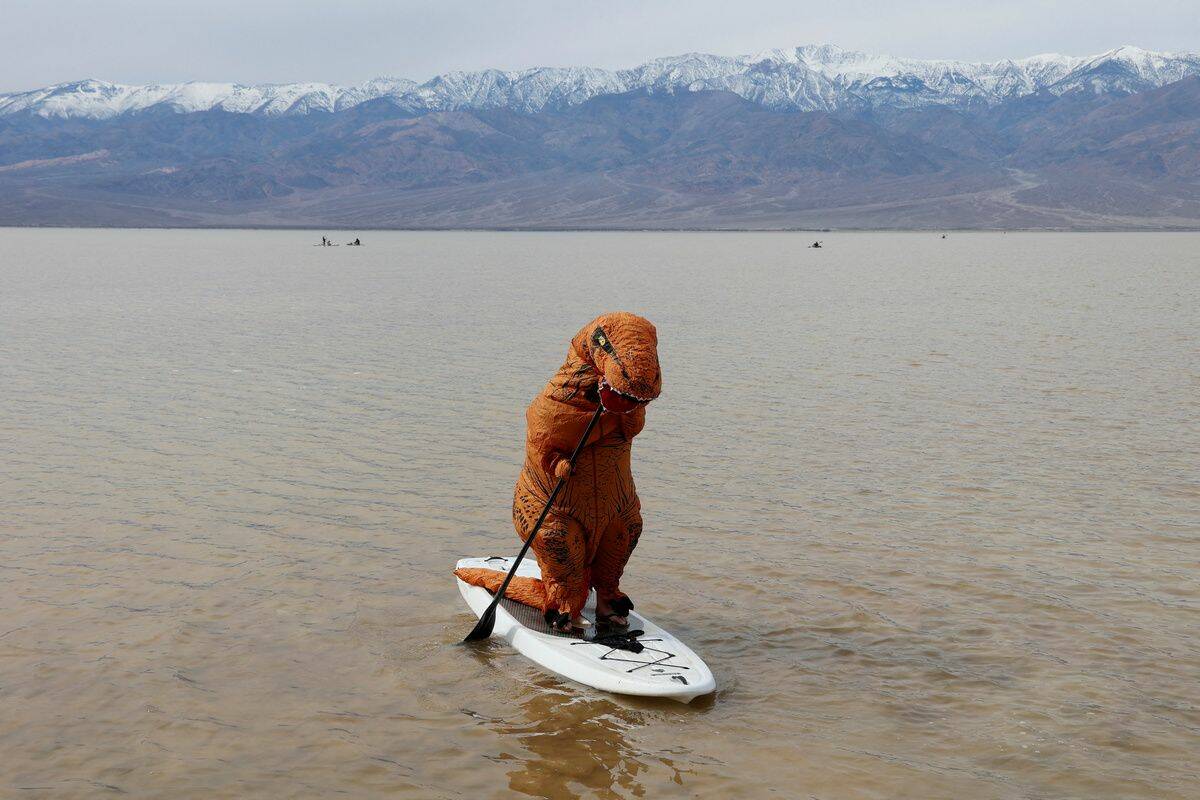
[598,377,651,414]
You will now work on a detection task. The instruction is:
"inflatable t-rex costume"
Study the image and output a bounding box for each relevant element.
[455,312,662,629]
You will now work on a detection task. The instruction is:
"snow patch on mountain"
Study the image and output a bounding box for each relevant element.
[2,44,1197,120]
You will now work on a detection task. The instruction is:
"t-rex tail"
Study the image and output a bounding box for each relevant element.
[454,567,547,610]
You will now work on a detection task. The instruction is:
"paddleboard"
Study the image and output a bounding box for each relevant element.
[456,556,715,703]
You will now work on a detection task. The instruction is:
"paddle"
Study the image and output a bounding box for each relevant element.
[464,403,604,642]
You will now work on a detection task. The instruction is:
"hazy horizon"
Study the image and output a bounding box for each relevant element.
[2,0,1198,93]
[5,41,1199,94]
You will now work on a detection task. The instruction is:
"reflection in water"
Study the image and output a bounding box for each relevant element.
[502,680,651,800]
[459,642,673,800]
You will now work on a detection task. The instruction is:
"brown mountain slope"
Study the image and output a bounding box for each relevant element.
[0,81,1198,229]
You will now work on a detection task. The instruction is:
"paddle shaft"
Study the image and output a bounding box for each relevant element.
[465,404,604,640]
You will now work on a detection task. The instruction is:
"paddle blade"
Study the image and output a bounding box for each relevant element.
[463,607,496,642]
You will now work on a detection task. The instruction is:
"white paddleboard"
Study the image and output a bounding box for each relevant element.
[457,556,715,703]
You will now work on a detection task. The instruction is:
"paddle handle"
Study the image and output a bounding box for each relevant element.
[483,404,604,613]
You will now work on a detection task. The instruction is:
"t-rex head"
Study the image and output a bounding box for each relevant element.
[569,312,662,413]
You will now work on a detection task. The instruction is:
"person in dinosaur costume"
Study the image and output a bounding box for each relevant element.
[455,312,662,631]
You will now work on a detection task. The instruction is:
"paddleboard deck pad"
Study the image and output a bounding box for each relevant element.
[456,556,715,702]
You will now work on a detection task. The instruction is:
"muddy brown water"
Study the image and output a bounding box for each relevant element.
[1,229,1197,799]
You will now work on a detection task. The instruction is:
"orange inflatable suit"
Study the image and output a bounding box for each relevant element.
[455,312,662,630]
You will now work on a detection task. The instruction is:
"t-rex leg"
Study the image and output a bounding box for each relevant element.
[590,502,642,604]
[513,496,591,617]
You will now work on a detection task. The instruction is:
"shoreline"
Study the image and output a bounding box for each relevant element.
[4,224,1200,233]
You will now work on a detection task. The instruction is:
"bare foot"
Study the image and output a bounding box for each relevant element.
[596,599,628,627]
[547,611,590,632]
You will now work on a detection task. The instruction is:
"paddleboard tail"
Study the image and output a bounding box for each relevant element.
[454,567,547,610]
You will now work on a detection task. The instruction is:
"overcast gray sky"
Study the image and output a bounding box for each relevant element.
[3,0,1198,92]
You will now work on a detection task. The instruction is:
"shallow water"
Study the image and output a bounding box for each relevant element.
[1,229,1197,799]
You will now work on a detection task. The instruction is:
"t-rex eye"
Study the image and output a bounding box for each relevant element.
[592,327,615,354]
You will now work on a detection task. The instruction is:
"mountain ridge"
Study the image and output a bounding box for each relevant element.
[4,43,1199,120]
[4,48,1200,230]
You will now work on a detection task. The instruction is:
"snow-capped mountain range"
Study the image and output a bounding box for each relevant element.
[3,44,1198,120]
